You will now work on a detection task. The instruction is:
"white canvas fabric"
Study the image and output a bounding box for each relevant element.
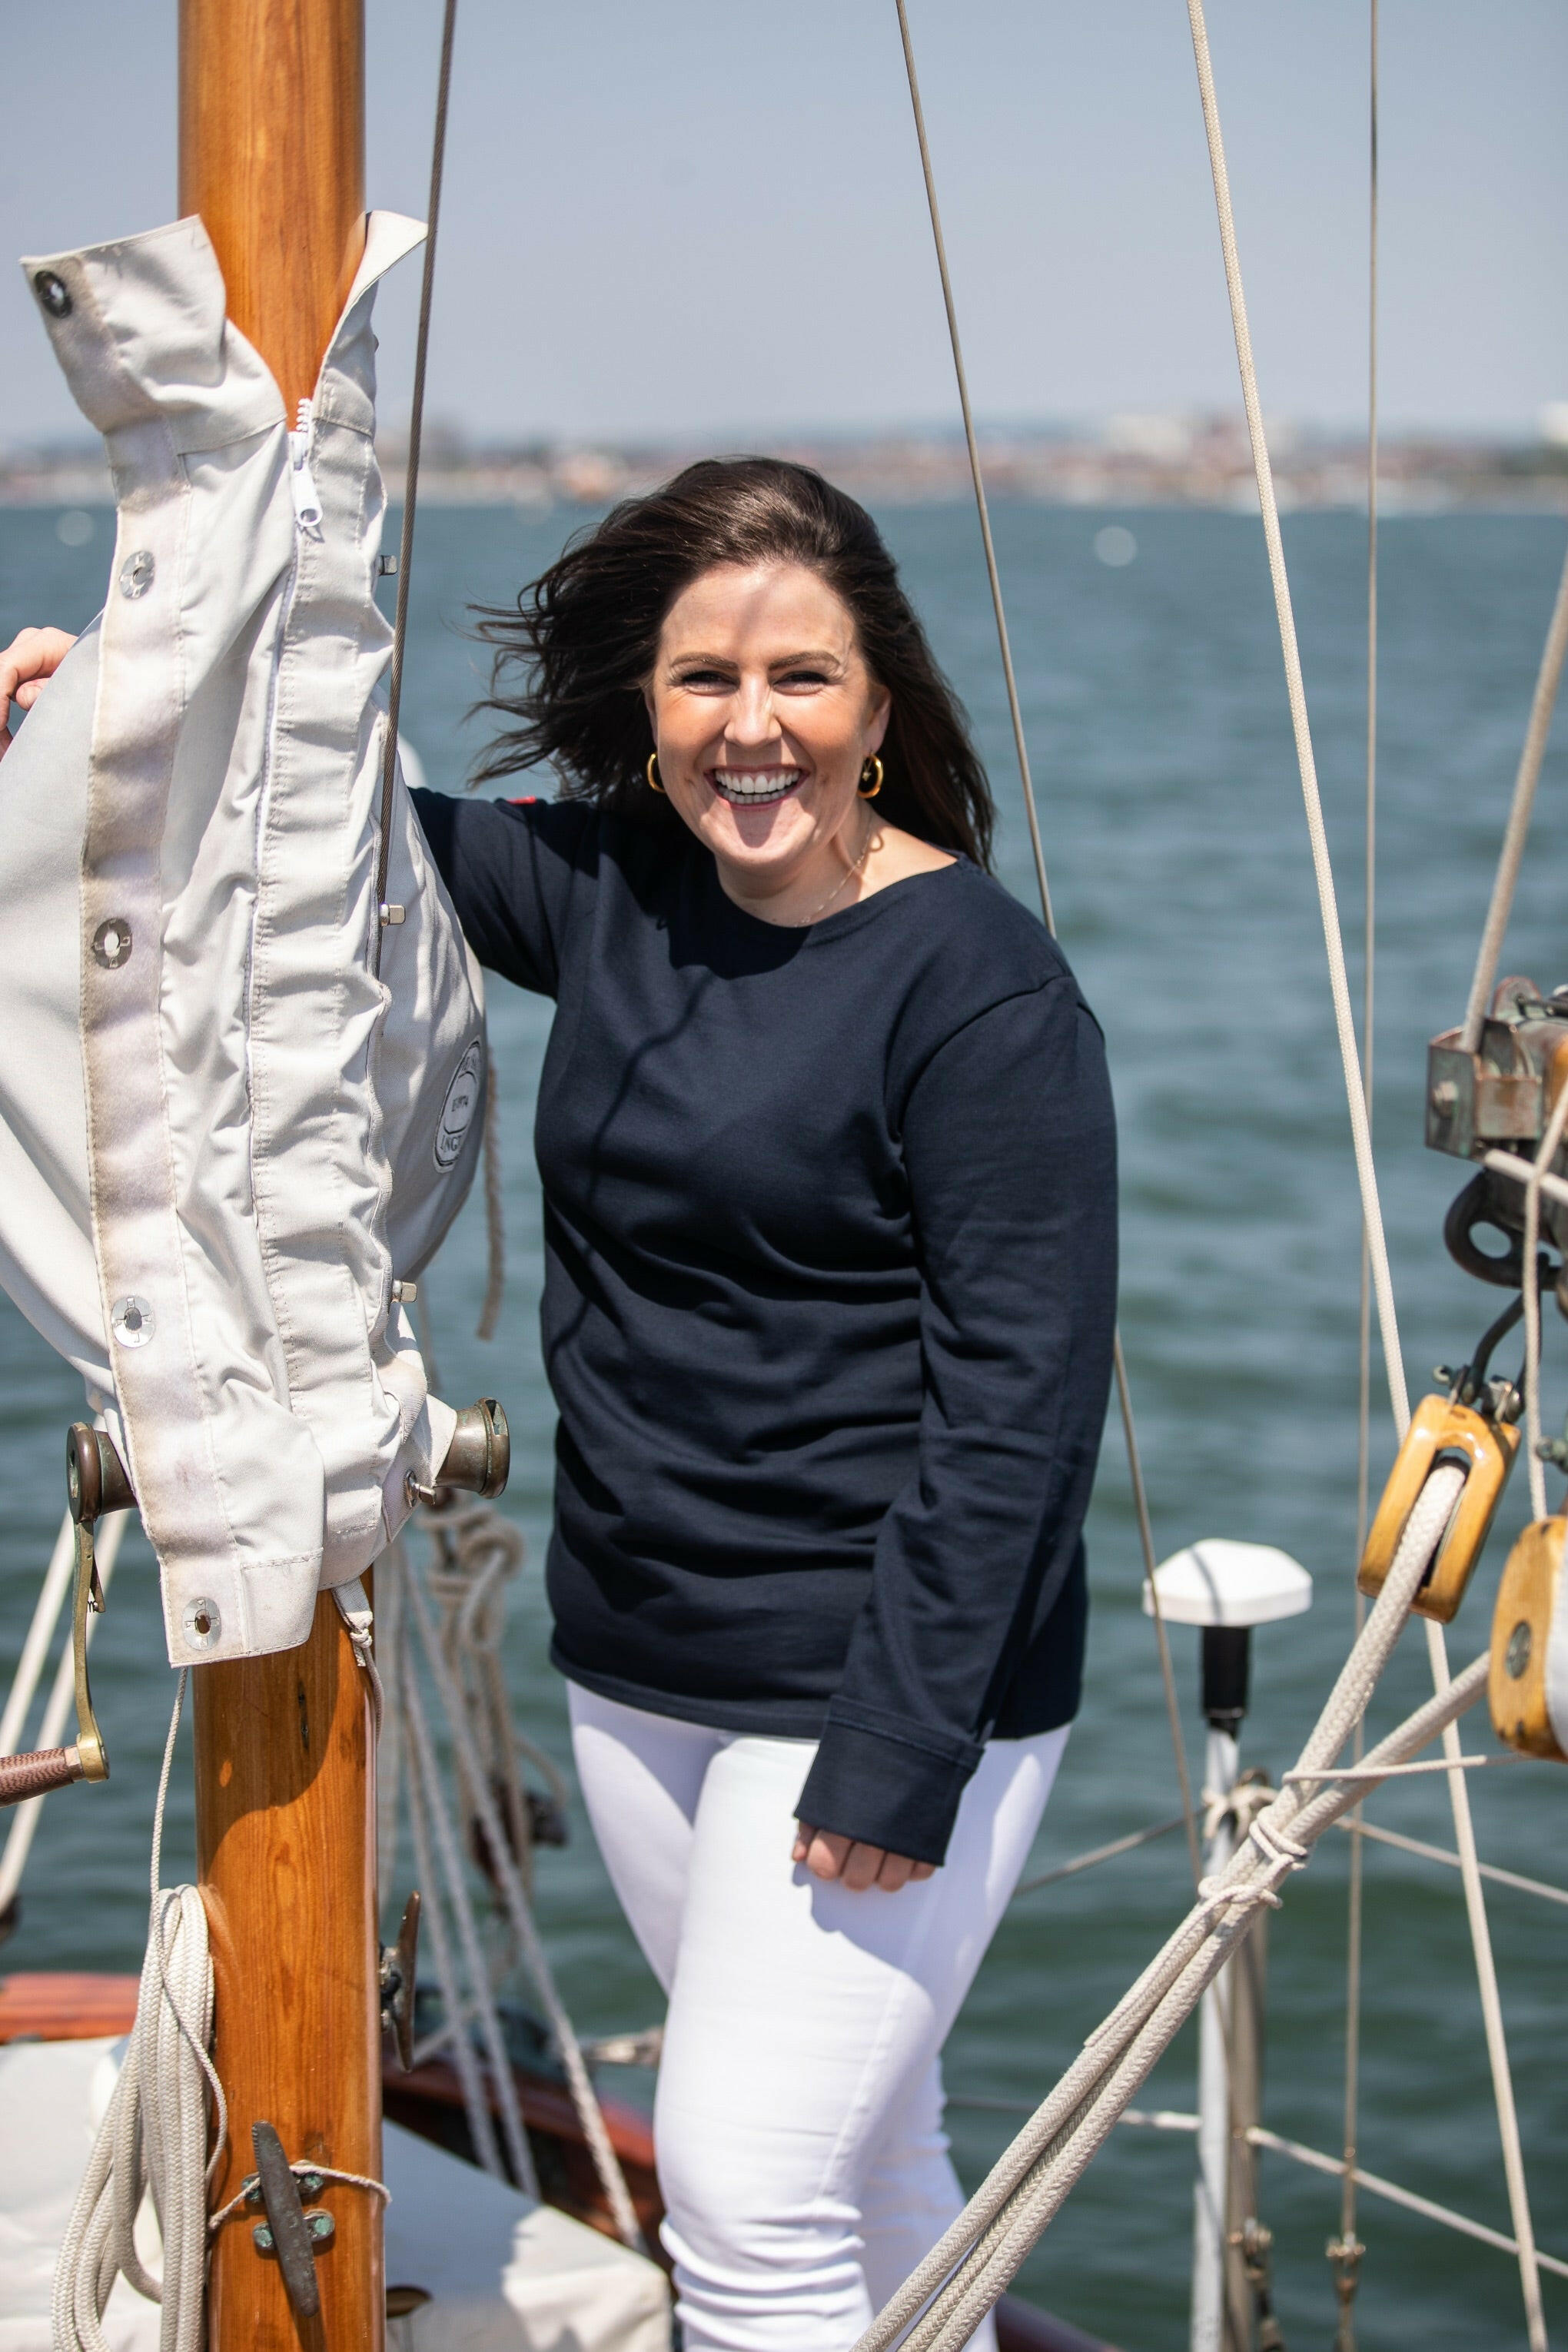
[0,214,486,1666]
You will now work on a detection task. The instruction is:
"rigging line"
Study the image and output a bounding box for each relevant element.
[891,0,1201,1891]
[1115,1343,1202,1889]
[1014,1811,1188,1896]
[1334,1815,1568,1912]
[1181,8,1546,2343]
[1182,0,1407,1438]
[1246,2129,1568,2287]
[1457,541,1568,1055]
[373,0,459,979]
[892,0,1051,934]
[1338,4,1379,2317]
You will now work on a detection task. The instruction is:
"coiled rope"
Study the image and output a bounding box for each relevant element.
[52,1680,218,2352]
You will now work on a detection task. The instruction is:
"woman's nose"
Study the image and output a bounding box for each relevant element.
[725,677,781,747]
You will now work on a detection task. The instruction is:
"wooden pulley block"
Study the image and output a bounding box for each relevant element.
[1490,1517,1568,1761]
[1357,1394,1520,1624]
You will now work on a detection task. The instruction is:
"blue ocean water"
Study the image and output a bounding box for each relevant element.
[1,496,1564,2349]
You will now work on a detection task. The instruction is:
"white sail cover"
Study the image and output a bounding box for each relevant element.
[0,213,486,1666]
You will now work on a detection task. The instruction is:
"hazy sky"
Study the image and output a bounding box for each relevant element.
[3,1,1565,451]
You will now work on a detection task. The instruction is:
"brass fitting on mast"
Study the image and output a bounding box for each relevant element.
[0,1421,134,1808]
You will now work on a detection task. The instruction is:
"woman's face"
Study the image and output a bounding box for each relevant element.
[643,561,890,905]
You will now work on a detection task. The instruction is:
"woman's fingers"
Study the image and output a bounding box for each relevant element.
[794,1824,935,1892]
[797,1826,853,1881]
[839,1839,885,1892]
[0,627,77,759]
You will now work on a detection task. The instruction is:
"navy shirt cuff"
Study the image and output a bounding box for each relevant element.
[794,1703,985,1866]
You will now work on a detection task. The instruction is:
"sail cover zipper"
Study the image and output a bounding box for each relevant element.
[289,398,324,538]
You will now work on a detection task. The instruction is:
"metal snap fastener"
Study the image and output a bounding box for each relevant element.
[111,1294,154,1347]
[91,917,133,970]
[1504,1619,1533,1679]
[32,269,71,318]
[182,1597,221,1651]
[118,550,155,600]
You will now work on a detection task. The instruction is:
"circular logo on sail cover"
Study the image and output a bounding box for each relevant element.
[434,1040,483,1171]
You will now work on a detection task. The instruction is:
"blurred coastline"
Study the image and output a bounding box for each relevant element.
[9,410,1568,514]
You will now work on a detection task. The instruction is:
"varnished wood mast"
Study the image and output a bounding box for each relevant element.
[179,5,381,2346]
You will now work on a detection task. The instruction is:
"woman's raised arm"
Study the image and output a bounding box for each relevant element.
[0,628,76,757]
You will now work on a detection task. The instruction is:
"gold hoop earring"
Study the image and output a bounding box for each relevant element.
[646,752,665,794]
[859,756,884,799]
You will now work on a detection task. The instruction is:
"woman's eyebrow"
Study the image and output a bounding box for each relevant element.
[667,647,844,671]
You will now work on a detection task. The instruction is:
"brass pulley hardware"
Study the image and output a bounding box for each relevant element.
[405,1397,510,1510]
[0,1423,135,1809]
[1358,1390,1520,1626]
[1357,1398,1519,1623]
[1489,1517,1568,1761]
[1359,1297,1524,1625]
[1428,975,1568,1314]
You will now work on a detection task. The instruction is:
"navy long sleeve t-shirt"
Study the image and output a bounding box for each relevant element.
[412,789,1117,1863]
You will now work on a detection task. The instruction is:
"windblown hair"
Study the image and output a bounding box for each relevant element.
[472,457,995,868]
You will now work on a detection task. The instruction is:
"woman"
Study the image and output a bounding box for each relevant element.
[2,457,1116,2351]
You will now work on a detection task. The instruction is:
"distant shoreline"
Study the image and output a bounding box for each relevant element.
[5,423,1567,515]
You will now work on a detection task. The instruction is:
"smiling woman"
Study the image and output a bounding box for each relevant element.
[0,457,1117,2352]
[405,455,1118,2352]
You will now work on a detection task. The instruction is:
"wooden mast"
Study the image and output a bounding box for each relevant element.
[178,7,380,2347]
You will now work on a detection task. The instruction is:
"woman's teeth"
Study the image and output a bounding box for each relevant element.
[710,767,803,805]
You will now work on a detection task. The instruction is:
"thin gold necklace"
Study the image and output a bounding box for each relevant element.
[801,819,875,925]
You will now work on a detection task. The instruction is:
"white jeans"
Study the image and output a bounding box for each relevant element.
[567,1684,1068,2352]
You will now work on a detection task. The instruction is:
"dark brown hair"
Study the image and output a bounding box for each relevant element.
[472,457,994,867]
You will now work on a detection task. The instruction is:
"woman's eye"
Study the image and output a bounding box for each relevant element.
[675,668,732,689]
[778,668,830,689]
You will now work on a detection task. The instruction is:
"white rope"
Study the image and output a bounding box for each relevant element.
[1483,1150,1568,1218]
[1458,538,1568,1055]
[1184,0,1406,1438]
[854,1467,1466,2352]
[332,1575,384,1736]
[0,1512,128,1921]
[208,2162,390,2234]
[863,1636,1490,2352]
[1339,6,1380,2313]
[401,1696,504,2176]
[398,1627,537,2191]
[1422,1609,1546,2348]
[400,1555,646,2251]
[1286,1753,1521,1783]
[53,1683,215,2352]
[1181,11,1547,2338]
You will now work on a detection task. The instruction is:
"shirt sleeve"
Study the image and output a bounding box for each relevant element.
[793,977,1118,1864]
[410,787,593,998]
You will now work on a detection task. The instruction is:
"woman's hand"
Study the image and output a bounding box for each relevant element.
[793,1822,936,1894]
[0,628,76,759]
